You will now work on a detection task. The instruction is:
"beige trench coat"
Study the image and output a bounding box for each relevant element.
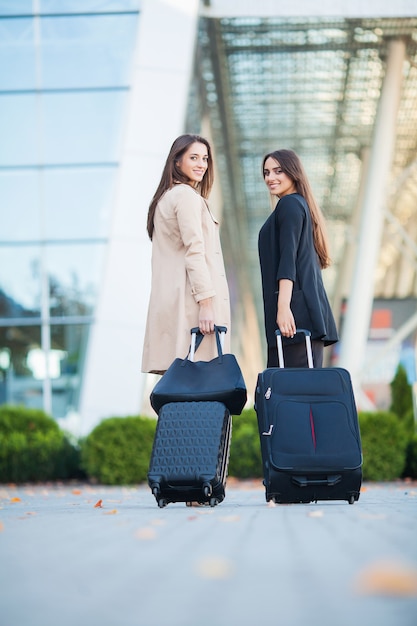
[141,183,231,373]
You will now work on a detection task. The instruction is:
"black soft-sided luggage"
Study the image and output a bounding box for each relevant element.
[255,330,362,504]
[148,401,231,508]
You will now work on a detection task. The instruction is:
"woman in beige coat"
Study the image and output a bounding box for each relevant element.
[141,134,231,374]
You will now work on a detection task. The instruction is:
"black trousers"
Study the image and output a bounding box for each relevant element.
[267,339,323,368]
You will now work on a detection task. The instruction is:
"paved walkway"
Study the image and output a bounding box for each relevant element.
[1,480,417,626]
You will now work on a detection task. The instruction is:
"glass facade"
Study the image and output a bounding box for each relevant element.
[0,1,141,417]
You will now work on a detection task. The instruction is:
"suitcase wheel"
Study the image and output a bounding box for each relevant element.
[209,497,219,507]
[348,494,355,505]
[203,483,212,498]
[151,484,160,498]
[157,498,168,508]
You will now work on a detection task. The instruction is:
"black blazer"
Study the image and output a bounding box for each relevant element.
[258,193,338,348]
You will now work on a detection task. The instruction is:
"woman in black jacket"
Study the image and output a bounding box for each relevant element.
[258,149,338,368]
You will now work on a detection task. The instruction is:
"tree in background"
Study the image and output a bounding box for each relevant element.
[390,363,413,421]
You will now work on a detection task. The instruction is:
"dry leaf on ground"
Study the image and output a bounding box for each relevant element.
[94,499,103,508]
[135,527,157,540]
[353,560,417,597]
[195,556,235,580]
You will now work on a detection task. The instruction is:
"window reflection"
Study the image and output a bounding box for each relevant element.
[40,14,139,88]
[0,95,38,166]
[0,323,90,417]
[39,1,140,14]
[0,171,40,242]
[0,325,42,407]
[48,243,105,317]
[42,91,126,164]
[43,167,115,239]
[0,246,42,317]
[0,18,35,90]
[50,322,90,418]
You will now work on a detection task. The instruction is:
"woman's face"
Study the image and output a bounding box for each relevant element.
[177,142,208,185]
[263,157,296,197]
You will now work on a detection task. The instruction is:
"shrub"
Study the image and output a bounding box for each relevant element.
[0,405,78,483]
[81,416,157,484]
[229,408,263,479]
[359,411,409,481]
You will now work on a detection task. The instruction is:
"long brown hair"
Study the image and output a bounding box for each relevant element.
[147,134,214,240]
[262,149,331,269]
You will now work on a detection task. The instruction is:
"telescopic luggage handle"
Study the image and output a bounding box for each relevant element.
[189,325,227,362]
[275,328,314,369]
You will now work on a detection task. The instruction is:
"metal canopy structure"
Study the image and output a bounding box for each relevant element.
[189,5,417,399]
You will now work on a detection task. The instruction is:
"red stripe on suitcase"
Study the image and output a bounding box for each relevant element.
[309,406,317,450]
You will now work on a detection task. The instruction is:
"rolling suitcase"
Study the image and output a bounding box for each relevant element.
[147,400,232,508]
[255,329,362,504]
[148,328,232,508]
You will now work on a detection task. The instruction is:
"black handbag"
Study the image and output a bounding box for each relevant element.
[150,326,247,415]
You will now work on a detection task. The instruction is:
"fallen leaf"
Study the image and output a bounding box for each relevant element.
[195,557,235,580]
[10,497,21,503]
[219,515,240,523]
[94,499,103,508]
[360,486,367,493]
[71,489,82,495]
[104,509,118,515]
[0,521,4,532]
[135,527,157,540]
[353,560,417,597]
[307,510,324,518]
[25,512,36,516]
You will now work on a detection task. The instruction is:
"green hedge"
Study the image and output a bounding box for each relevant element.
[81,415,157,485]
[1,403,416,484]
[358,411,409,481]
[0,405,80,483]
[229,408,263,478]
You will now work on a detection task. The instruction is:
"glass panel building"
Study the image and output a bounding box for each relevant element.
[0,1,142,425]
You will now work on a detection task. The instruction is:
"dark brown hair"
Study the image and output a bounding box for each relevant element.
[262,149,331,269]
[146,134,214,240]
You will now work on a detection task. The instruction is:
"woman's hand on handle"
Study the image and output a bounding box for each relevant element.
[277,279,295,338]
[198,298,215,335]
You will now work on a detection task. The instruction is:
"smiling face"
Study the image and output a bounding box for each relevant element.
[263,156,296,197]
[177,142,209,185]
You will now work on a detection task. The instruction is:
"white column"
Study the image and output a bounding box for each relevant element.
[338,40,406,404]
[79,0,200,434]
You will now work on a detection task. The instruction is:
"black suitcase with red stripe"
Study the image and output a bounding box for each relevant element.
[255,330,362,504]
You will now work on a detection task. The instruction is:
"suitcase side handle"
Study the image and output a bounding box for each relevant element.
[292,474,342,488]
[275,328,314,369]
